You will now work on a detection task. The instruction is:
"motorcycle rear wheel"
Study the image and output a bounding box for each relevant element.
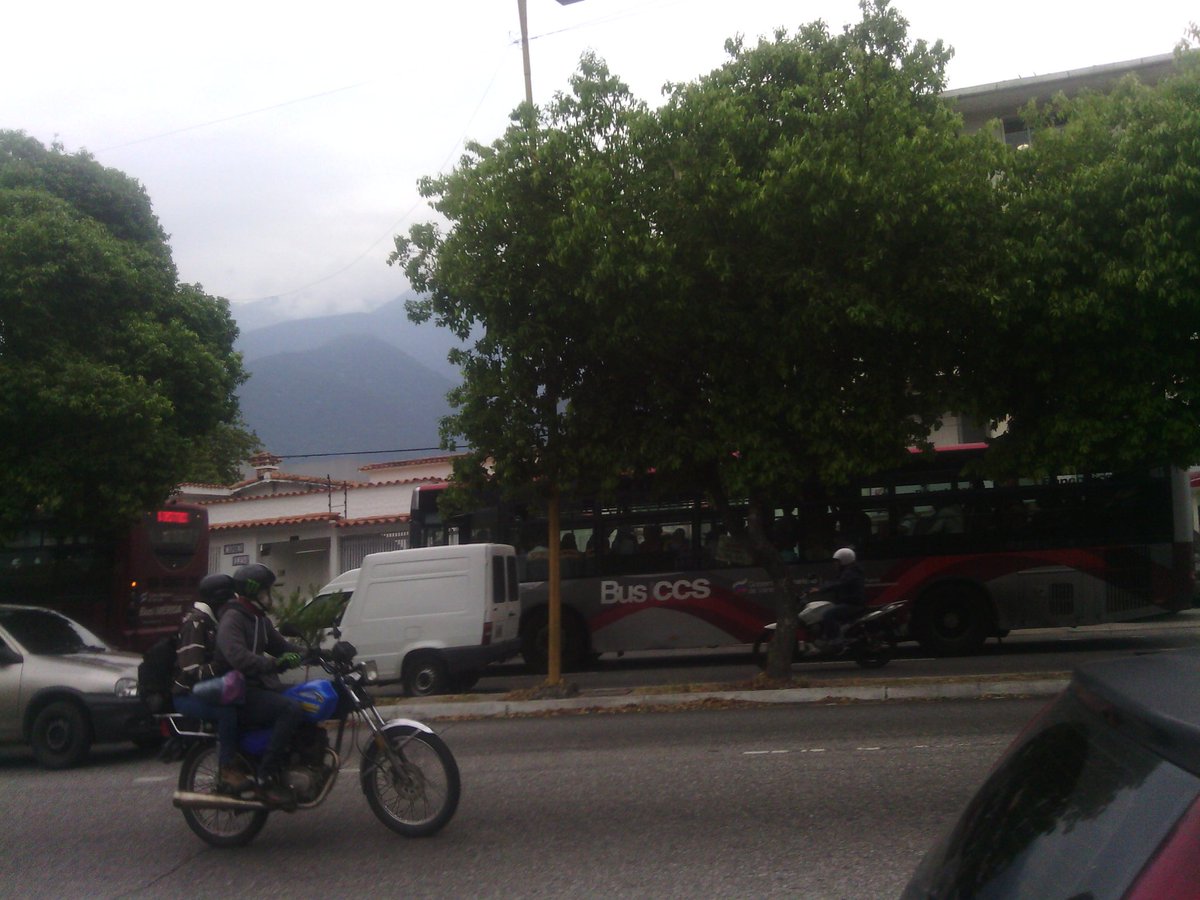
[178,744,268,848]
[361,724,460,837]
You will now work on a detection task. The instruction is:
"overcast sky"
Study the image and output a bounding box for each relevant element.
[5,1,1195,321]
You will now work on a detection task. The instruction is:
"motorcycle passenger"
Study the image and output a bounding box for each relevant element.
[215,563,304,807]
[171,574,248,793]
[808,547,866,644]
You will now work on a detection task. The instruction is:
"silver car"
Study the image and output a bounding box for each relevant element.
[0,605,157,768]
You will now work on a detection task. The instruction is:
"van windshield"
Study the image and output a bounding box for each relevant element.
[302,590,352,630]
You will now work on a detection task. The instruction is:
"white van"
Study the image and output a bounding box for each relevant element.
[305,544,522,696]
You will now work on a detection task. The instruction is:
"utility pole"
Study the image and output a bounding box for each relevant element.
[513,0,583,688]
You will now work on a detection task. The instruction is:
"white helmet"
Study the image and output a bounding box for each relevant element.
[833,547,856,565]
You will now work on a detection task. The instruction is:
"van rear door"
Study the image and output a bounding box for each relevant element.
[487,548,521,647]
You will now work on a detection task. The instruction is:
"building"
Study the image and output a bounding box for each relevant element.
[176,452,458,600]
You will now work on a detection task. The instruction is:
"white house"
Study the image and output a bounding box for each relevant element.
[176,452,458,601]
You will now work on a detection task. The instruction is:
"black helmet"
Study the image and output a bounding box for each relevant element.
[233,563,276,598]
[198,573,235,607]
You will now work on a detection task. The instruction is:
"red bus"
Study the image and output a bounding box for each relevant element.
[0,504,209,650]
[408,446,1195,667]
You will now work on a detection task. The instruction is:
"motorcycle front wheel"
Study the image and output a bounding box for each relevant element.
[361,724,460,837]
[178,743,268,848]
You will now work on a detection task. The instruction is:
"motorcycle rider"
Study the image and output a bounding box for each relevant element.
[170,573,250,793]
[807,547,866,645]
[215,563,304,808]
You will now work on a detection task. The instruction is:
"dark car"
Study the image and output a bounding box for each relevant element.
[904,649,1200,899]
[0,605,158,768]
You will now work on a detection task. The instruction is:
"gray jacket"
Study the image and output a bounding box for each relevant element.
[214,598,297,691]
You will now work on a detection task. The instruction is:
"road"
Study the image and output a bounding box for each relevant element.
[450,609,1200,696]
[2,698,1043,898]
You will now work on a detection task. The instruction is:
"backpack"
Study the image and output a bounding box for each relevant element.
[137,634,178,714]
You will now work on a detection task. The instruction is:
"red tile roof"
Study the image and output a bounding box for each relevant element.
[209,512,341,531]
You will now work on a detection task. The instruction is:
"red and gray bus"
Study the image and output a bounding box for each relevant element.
[0,504,210,650]
[409,446,1194,667]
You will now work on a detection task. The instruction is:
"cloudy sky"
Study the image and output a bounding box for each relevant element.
[5,1,1195,322]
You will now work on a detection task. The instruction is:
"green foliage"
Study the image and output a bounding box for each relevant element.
[0,131,256,538]
[271,584,336,645]
[973,50,1200,473]
[393,0,1004,509]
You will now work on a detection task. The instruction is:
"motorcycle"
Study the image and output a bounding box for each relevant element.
[752,599,907,669]
[165,635,460,848]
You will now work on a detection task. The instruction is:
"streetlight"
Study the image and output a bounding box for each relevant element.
[517,0,585,107]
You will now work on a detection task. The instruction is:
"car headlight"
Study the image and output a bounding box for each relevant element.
[116,677,139,698]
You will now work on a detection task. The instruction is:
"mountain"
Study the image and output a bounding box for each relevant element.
[236,333,457,464]
[234,296,464,381]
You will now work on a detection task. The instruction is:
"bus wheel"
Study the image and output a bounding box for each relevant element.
[521,609,588,673]
[913,586,991,656]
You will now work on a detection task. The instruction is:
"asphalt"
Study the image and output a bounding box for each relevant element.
[375,610,1200,721]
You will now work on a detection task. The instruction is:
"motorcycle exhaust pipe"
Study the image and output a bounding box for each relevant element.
[173,790,268,812]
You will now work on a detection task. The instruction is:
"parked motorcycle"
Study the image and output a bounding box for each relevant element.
[752,600,907,669]
[166,636,460,848]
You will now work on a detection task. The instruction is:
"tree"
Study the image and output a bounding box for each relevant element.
[616,1,1005,675]
[393,55,668,684]
[0,131,256,538]
[393,1,1006,679]
[968,47,1200,474]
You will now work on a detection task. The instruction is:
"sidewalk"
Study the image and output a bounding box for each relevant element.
[375,609,1198,721]
[376,671,1071,721]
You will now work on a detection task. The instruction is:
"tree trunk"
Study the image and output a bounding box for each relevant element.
[716,498,806,680]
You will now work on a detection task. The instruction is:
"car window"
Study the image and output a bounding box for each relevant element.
[0,608,111,654]
[908,690,1200,899]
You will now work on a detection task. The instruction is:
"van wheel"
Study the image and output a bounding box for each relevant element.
[403,653,452,697]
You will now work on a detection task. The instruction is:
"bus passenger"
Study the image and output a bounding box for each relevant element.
[639,524,664,553]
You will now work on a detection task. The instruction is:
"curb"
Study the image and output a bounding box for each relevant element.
[375,674,1070,721]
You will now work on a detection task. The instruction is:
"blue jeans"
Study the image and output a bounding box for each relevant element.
[237,686,304,773]
[172,692,240,766]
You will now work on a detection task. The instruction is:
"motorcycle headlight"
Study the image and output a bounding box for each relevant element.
[362,660,379,684]
[116,677,139,699]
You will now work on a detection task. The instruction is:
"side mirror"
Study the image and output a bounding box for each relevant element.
[0,645,23,666]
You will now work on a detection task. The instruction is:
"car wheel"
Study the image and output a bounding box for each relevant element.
[31,700,92,769]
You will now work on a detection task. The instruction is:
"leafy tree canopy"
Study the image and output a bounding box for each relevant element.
[394,0,1004,513]
[0,131,257,538]
[974,47,1200,473]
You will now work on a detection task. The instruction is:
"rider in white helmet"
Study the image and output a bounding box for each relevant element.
[808,547,866,643]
